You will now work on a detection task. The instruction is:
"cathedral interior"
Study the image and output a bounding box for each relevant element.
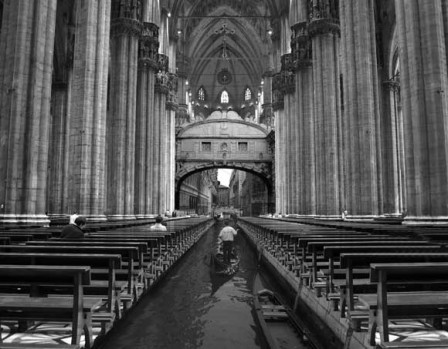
[1,0,448,225]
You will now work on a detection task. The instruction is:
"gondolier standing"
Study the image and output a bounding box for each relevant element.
[218,220,238,264]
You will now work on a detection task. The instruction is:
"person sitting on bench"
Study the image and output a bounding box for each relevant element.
[150,215,167,231]
[61,216,87,239]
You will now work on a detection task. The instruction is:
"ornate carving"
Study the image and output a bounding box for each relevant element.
[155,70,169,95]
[111,17,142,37]
[272,73,284,111]
[175,106,191,126]
[308,0,340,37]
[138,22,159,71]
[166,73,179,110]
[260,103,274,128]
[112,0,142,21]
[176,54,190,78]
[157,53,169,72]
[291,22,312,70]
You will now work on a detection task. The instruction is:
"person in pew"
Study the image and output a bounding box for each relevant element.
[150,215,167,231]
[61,216,87,239]
[218,219,238,264]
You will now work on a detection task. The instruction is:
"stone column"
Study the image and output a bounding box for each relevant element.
[135,22,159,218]
[272,72,286,214]
[107,0,142,221]
[291,19,316,216]
[67,0,111,221]
[309,0,342,218]
[395,0,448,222]
[47,82,70,219]
[339,0,381,219]
[0,0,57,225]
[280,54,296,214]
[153,54,169,214]
[166,73,178,214]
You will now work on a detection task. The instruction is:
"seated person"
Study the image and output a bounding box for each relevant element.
[150,215,167,231]
[61,216,87,239]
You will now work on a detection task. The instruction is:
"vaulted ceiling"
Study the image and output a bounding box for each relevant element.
[164,0,289,112]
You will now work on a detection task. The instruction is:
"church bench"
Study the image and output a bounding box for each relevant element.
[0,245,140,304]
[337,252,448,318]
[322,245,442,293]
[0,265,101,348]
[0,252,121,324]
[357,263,448,347]
[297,235,409,274]
[306,241,434,287]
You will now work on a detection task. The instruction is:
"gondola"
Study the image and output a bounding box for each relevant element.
[253,274,311,349]
[210,241,239,276]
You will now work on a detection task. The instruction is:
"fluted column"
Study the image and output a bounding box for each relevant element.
[339,0,381,219]
[67,0,111,221]
[280,54,296,214]
[0,0,57,225]
[47,82,70,219]
[135,22,159,218]
[166,73,178,213]
[309,0,342,218]
[272,72,286,214]
[153,54,169,214]
[107,0,142,220]
[395,0,448,222]
[291,19,316,216]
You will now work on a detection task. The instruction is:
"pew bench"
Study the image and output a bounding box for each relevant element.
[355,263,448,347]
[0,265,101,348]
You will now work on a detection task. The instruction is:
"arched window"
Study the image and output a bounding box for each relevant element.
[221,90,229,104]
[197,86,206,101]
[244,87,252,101]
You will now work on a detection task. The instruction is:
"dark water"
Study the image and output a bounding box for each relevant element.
[97,222,291,349]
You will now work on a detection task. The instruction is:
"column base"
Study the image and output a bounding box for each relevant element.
[106,215,137,222]
[84,214,108,223]
[47,214,70,226]
[0,214,51,227]
[403,216,448,226]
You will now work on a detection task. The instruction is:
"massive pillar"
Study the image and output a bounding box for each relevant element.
[166,73,178,214]
[281,54,297,214]
[272,73,286,214]
[290,3,316,216]
[47,81,70,219]
[0,0,57,224]
[67,0,111,221]
[340,0,381,219]
[395,0,448,222]
[135,22,159,218]
[107,0,142,220]
[153,54,169,214]
[309,0,342,218]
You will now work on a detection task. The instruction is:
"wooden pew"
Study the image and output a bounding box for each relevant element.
[0,245,140,303]
[307,241,434,288]
[358,262,448,347]
[0,265,101,348]
[0,252,121,324]
[339,252,448,318]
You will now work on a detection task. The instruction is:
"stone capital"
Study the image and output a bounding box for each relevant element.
[111,17,142,37]
[291,22,312,70]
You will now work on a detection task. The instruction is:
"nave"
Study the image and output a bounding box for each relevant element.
[3,215,448,348]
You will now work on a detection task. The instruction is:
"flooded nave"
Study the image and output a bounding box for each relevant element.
[96,222,305,349]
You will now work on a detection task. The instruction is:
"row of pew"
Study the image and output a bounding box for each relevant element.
[238,217,448,349]
[0,217,214,349]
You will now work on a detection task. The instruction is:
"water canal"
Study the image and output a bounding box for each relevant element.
[96,221,315,349]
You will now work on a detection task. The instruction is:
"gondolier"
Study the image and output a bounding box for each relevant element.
[218,220,237,264]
